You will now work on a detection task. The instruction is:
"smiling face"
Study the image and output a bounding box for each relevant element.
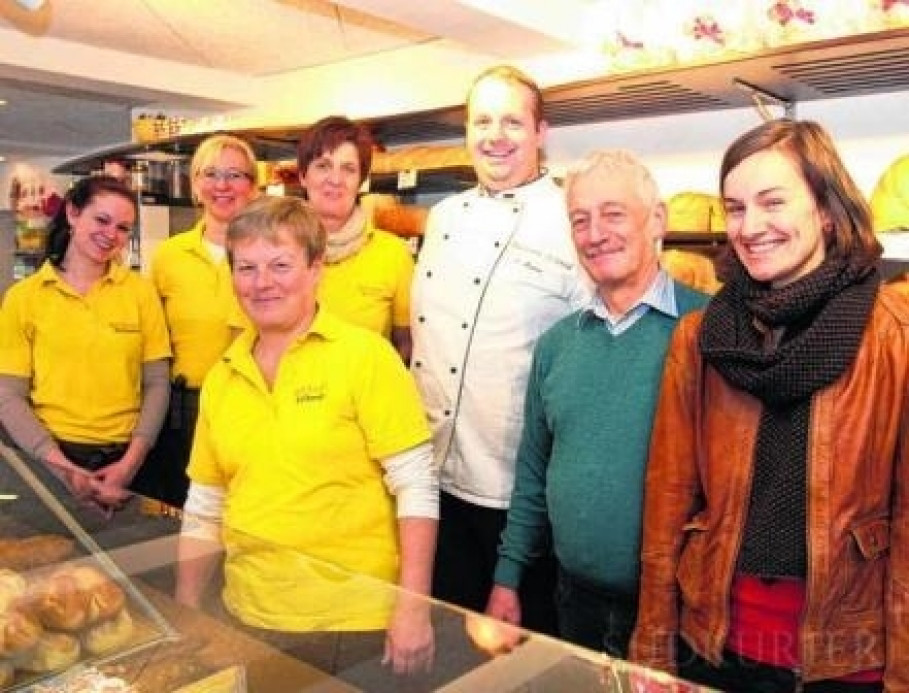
[193,146,258,227]
[722,148,829,288]
[231,227,322,337]
[65,192,135,268]
[466,76,547,192]
[568,168,664,307]
[299,141,361,232]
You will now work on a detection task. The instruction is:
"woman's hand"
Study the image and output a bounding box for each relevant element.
[91,458,135,509]
[383,593,434,675]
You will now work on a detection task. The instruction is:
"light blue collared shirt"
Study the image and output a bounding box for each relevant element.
[581,269,678,336]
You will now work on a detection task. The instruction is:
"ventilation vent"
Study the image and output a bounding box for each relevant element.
[774,47,909,95]
[546,80,731,127]
[372,120,464,145]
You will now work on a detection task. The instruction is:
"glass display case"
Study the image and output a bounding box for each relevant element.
[0,442,712,692]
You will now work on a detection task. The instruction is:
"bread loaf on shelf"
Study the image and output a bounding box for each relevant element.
[371,145,471,174]
[0,535,75,572]
[667,191,726,233]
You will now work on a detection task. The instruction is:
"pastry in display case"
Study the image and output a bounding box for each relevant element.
[0,442,714,692]
[0,444,178,692]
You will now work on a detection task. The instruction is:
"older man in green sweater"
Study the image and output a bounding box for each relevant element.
[486,149,708,658]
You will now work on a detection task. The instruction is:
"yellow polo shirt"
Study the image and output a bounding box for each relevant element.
[188,309,430,631]
[151,221,244,388]
[317,225,414,338]
[0,261,171,444]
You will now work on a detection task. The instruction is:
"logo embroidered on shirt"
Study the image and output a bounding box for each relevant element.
[108,322,140,333]
[295,385,326,403]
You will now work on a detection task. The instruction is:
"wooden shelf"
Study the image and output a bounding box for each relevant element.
[53,28,909,179]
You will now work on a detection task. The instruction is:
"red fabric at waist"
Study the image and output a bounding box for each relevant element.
[727,574,882,683]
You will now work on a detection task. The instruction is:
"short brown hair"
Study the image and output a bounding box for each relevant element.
[467,65,545,128]
[719,119,881,272]
[296,116,374,185]
[227,195,325,267]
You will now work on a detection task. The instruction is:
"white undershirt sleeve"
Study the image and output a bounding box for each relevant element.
[180,482,225,542]
[380,442,439,520]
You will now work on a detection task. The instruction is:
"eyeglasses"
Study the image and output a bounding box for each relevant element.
[199,167,254,184]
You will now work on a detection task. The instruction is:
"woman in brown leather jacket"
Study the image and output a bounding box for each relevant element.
[630,119,909,692]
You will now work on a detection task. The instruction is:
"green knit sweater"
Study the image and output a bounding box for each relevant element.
[494,282,707,593]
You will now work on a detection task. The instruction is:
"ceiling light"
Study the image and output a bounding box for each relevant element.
[14,0,47,9]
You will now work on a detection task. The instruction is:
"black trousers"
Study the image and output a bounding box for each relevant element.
[431,491,558,636]
[555,569,638,658]
[678,639,884,693]
[133,381,199,508]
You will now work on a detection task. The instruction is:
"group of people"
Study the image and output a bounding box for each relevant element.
[0,62,906,693]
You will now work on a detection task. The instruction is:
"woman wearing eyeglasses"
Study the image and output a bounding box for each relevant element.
[297,116,415,363]
[139,134,259,508]
[0,175,171,515]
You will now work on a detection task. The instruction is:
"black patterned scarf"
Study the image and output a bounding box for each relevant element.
[699,252,879,576]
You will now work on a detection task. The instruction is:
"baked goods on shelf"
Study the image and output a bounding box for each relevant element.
[0,569,26,612]
[71,567,127,626]
[83,608,134,656]
[667,191,726,233]
[16,631,81,673]
[0,535,76,572]
[870,153,909,232]
[371,145,470,174]
[0,606,42,657]
[30,565,127,633]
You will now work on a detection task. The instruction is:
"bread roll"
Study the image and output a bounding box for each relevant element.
[0,607,42,657]
[870,154,909,232]
[15,631,80,673]
[82,608,133,656]
[32,572,90,632]
[0,569,26,613]
[69,566,125,624]
[0,535,75,571]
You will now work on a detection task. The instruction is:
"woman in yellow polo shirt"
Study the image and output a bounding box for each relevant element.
[139,134,259,508]
[298,116,415,362]
[0,175,171,513]
[174,196,438,681]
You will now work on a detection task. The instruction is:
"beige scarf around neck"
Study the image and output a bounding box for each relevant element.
[324,205,369,264]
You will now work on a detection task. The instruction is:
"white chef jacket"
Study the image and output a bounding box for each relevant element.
[411,175,592,509]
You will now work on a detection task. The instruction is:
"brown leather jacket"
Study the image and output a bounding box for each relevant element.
[630,286,909,690]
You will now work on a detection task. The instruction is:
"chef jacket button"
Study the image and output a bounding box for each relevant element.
[512,206,519,213]
[426,270,432,278]
[494,241,501,248]
[414,360,422,368]
[443,234,450,240]
[473,277,481,285]
[449,367,457,374]
[461,322,468,329]
[418,315,426,323]
[444,409,452,416]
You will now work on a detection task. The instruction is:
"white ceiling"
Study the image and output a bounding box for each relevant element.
[0,0,581,159]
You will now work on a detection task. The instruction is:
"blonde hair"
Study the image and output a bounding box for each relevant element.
[190,133,257,202]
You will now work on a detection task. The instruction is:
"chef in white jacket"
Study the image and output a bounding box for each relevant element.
[410,65,590,634]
